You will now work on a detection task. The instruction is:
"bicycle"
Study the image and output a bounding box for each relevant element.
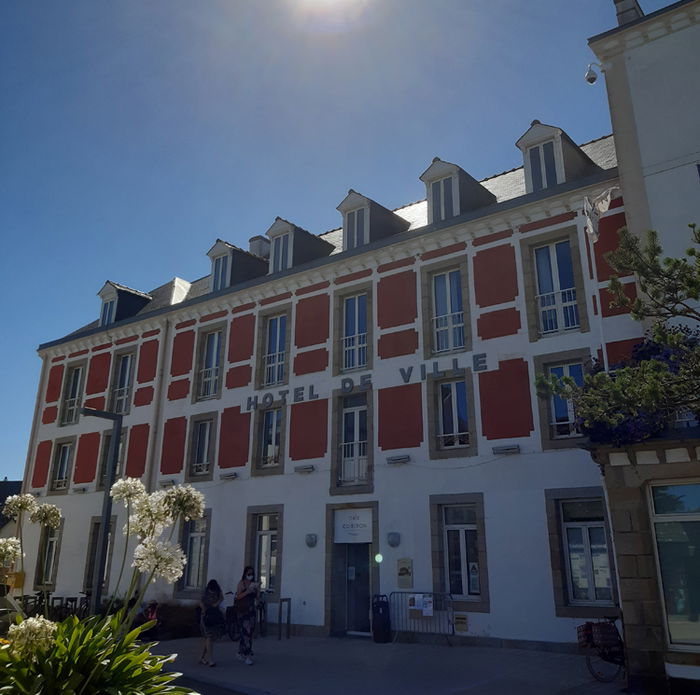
[577,616,625,683]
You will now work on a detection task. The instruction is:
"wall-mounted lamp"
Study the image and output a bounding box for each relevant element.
[492,445,520,455]
[305,534,318,548]
[73,487,87,494]
[220,472,238,480]
[159,479,177,488]
[294,465,315,474]
[387,454,410,465]
[387,532,401,548]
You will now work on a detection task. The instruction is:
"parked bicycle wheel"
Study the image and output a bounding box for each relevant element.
[586,651,623,682]
[225,605,240,641]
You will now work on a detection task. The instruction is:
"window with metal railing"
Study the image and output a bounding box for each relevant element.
[548,362,584,438]
[534,240,579,334]
[260,409,282,467]
[51,443,73,491]
[198,331,222,399]
[110,353,133,414]
[60,366,83,425]
[342,294,368,371]
[263,315,286,386]
[339,394,368,485]
[437,381,469,449]
[432,269,465,353]
[190,420,212,476]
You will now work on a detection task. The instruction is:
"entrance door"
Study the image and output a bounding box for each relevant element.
[346,543,370,634]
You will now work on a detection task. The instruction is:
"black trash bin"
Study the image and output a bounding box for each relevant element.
[372,594,391,643]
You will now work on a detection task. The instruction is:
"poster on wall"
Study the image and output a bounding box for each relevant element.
[334,508,372,543]
[397,558,413,589]
[422,594,433,617]
[454,613,469,635]
[468,562,480,594]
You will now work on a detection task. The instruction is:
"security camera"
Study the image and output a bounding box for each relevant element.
[584,65,598,84]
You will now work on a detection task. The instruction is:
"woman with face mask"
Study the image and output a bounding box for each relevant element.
[235,565,259,665]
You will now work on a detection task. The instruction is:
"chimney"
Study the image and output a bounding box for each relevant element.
[249,235,270,259]
[613,0,643,26]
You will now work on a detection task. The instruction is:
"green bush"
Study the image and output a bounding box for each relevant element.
[0,613,197,694]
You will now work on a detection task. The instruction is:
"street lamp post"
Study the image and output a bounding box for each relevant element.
[80,407,123,615]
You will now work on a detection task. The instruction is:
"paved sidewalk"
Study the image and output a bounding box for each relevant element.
[157,635,626,695]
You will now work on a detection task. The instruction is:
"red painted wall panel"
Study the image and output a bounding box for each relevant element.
[84,396,106,410]
[226,365,252,389]
[86,353,111,395]
[595,212,629,281]
[377,270,417,329]
[293,348,329,376]
[473,245,519,308]
[219,407,250,468]
[600,283,637,317]
[477,308,521,340]
[32,440,53,488]
[170,330,195,377]
[45,364,64,403]
[295,294,330,348]
[126,423,150,478]
[137,339,159,384]
[161,417,186,474]
[134,386,154,407]
[289,399,328,460]
[42,406,58,425]
[377,329,419,359]
[378,383,423,449]
[167,379,190,401]
[228,314,256,363]
[74,432,101,484]
[480,359,534,440]
[606,338,642,366]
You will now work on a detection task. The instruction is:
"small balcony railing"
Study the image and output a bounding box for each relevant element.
[264,352,285,386]
[191,461,210,476]
[537,289,579,334]
[60,398,80,425]
[110,386,131,414]
[339,441,368,485]
[437,431,470,449]
[198,367,220,399]
[342,333,368,371]
[432,312,465,353]
[261,445,280,467]
[551,418,581,438]
[52,477,68,491]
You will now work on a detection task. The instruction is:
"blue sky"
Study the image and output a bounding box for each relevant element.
[0,0,670,482]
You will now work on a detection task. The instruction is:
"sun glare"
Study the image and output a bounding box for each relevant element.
[290,0,372,33]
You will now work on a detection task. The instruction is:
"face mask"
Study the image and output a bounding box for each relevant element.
[246,575,253,580]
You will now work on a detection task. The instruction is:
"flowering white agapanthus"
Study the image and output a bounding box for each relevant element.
[132,538,186,583]
[7,616,57,656]
[110,477,147,504]
[128,490,173,538]
[164,484,204,521]
[2,494,37,520]
[0,538,22,566]
[29,503,62,529]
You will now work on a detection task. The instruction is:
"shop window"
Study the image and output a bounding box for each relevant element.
[650,482,700,647]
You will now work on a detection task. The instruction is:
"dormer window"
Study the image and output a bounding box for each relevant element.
[100,300,115,327]
[431,176,454,222]
[271,234,289,273]
[212,255,229,292]
[528,141,558,191]
[346,209,366,250]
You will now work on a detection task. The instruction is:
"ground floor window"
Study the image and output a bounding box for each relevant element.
[83,516,116,593]
[650,482,700,647]
[35,521,63,589]
[443,505,480,597]
[180,510,211,593]
[255,513,279,592]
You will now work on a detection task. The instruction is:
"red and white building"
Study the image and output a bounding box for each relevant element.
[21,119,642,646]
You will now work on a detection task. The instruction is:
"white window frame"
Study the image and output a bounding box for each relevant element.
[183,516,209,591]
[527,140,559,191]
[198,330,222,400]
[60,365,84,425]
[345,208,367,250]
[443,505,481,600]
[255,513,279,592]
[533,240,580,335]
[263,315,286,386]
[100,299,116,327]
[51,442,73,491]
[341,294,368,372]
[38,524,61,586]
[271,234,290,273]
[432,269,465,354]
[648,480,700,651]
[190,419,213,476]
[211,254,229,292]
[260,408,282,467]
[339,397,368,486]
[548,362,584,439]
[437,381,470,450]
[110,353,134,415]
[560,499,614,606]
[98,430,126,488]
[84,517,115,593]
[431,176,455,223]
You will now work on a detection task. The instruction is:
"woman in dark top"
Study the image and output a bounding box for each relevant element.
[199,578,223,666]
[235,566,259,665]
